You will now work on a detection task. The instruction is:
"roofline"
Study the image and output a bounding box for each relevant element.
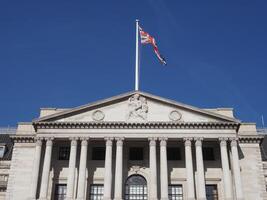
[33,90,240,123]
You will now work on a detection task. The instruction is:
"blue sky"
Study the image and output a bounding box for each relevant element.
[0,1,266,127]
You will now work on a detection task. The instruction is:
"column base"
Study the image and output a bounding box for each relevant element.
[103,198,112,200]
[113,199,123,200]
[160,198,169,200]
[76,198,85,200]
[197,198,207,200]
[187,198,195,200]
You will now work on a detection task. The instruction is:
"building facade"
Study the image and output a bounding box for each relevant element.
[4,91,267,200]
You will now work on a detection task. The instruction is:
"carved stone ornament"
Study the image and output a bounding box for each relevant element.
[127,94,148,121]
[130,165,146,173]
[92,110,105,121]
[169,110,182,121]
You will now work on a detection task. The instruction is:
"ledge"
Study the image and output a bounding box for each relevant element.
[33,121,239,130]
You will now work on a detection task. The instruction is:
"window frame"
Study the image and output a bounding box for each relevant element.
[89,184,104,200]
[168,184,183,200]
[205,184,218,200]
[54,183,67,200]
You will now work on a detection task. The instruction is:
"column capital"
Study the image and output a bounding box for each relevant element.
[70,137,78,146]
[45,137,54,146]
[35,137,43,146]
[159,137,168,146]
[219,137,228,146]
[80,137,89,146]
[230,138,239,147]
[195,138,203,146]
[148,137,157,146]
[115,137,124,146]
[105,137,114,146]
[184,138,193,146]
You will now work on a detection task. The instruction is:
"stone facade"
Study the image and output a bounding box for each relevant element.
[3,91,267,200]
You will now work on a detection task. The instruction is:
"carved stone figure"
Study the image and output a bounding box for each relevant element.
[127,94,148,120]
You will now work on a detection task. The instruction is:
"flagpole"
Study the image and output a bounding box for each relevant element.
[135,19,139,91]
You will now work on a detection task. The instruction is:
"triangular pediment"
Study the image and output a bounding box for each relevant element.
[33,91,240,123]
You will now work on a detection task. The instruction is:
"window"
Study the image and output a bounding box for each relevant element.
[92,147,105,160]
[129,147,143,160]
[0,145,6,158]
[206,185,218,200]
[203,147,215,161]
[167,147,181,160]
[125,175,147,200]
[168,185,183,200]
[54,184,67,200]
[90,184,104,200]
[58,147,70,160]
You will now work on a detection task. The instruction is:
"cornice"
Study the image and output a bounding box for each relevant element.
[33,121,239,130]
[239,136,264,144]
[11,135,35,143]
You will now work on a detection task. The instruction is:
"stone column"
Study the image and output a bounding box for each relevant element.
[195,138,206,200]
[66,137,78,200]
[149,138,158,200]
[184,138,195,200]
[39,137,53,200]
[219,138,233,200]
[114,138,124,200]
[231,139,244,200]
[30,138,42,199]
[77,138,89,200]
[160,138,168,200]
[103,138,113,200]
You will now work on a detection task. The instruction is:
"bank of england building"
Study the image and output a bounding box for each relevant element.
[1,91,267,200]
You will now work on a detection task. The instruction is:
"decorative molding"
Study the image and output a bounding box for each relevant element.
[11,135,35,143]
[130,165,146,173]
[239,136,263,144]
[33,121,239,130]
[169,110,182,121]
[92,110,105,121]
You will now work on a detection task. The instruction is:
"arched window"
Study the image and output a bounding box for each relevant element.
[125,175,147,200]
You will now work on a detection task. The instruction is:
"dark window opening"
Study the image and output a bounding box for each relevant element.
[206,184,218,200]
[90,184,104,200]
[129,147,143,160]
[203,147,215,161]
[58,146,70,160]
[167,147,181,160]
[54,184,67,200]
[92,147,105,160]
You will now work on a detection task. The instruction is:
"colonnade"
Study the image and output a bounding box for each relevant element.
[30,137,244,200]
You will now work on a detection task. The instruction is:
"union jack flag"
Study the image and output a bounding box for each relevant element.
[139,26,167,65]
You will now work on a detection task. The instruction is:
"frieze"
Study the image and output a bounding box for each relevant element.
[33,121,239,130]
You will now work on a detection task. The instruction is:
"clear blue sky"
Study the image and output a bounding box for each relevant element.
[0,1,266,127]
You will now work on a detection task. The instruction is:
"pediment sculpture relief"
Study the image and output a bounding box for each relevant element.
[127,94,148,121]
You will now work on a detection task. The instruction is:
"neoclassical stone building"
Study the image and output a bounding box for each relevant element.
[5,91,267,200]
